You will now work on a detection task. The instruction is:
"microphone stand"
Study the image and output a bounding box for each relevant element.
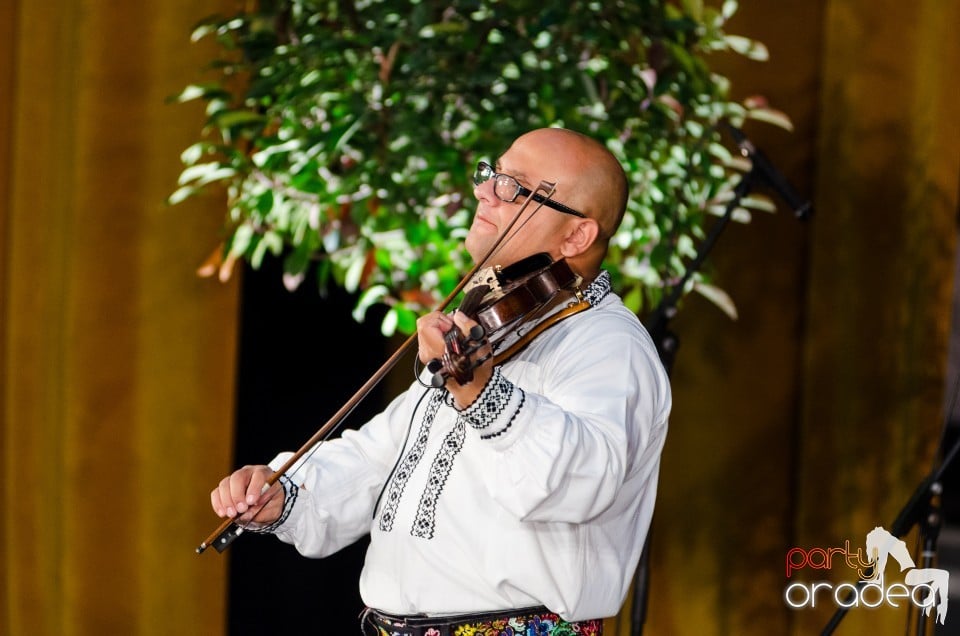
[643,123,812,366]
[632,128,812,636]
[819,435,956,635]
[643,171,753,371]
[631,169,753,636]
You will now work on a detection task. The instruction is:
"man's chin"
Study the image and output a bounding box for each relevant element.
[464,233,494,262]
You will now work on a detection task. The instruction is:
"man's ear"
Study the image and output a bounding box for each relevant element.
[560,218,600,258]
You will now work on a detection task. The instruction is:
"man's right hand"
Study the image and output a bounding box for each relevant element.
[210,464,284,526]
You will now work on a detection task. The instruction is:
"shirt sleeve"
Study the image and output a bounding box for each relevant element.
[462,305,670,524]
[263,383,431,557]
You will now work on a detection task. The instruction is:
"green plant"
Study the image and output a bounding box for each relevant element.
[171,0,791,335]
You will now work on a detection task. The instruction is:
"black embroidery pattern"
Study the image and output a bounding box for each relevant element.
[411,417,466,539]
[249,474,299,534]
[377,268,606,539]
[583,269,612,307]
[461,367,520,433]
[378,391,443,532]
[480,391,526,440]
[442,391,458,410]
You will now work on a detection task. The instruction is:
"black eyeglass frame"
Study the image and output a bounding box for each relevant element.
[473,161,587,218]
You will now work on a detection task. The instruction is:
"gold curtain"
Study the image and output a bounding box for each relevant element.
[793,0,960,632]
[2,1,959,636]
[1,1,239,634]
[643,1,960,634]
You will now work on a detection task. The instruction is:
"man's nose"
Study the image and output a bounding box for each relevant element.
[473,178,496,203]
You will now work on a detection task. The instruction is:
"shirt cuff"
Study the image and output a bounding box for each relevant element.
[458,366,525,440]
[245,473,299,534]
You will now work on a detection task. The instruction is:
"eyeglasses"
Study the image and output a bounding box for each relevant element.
[473,161,587,218]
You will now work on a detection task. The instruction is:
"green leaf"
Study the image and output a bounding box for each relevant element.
[229,223,255,258]
[721,0,739,20]
[380,307,398,335]
[212,110,268,129]
[353,284,390,323]
[166,185,198,206]
[724,35,769,61]
[343,252,366,294]
[190,15,230,42]
[250,236,270,268]
[745,106,795,131]
[740,194,777,213]
[680,0,704,21]
[177,162,236,186]
[169,83,230,104]
[262,230,284,255]
[694,281,739,320]
[623,285,643,315]
[393,305,419,335]
[254,190,274,215]
[170,0,792,329]
[180,142,209,166]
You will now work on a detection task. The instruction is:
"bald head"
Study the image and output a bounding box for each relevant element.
[466,127,630,279]
[509,128,628,241]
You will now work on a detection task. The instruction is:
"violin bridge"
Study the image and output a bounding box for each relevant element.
[572,281,585,305]
[465,266,502,296]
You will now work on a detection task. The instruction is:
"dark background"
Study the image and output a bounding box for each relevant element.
[228,257,387,634]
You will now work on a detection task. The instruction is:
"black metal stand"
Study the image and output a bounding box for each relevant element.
[917,489,944,636]
[630,169,752,636]
[631,126,811,636]
[820,436,957,635]
[643,172,753,371]
[643,124,812,368]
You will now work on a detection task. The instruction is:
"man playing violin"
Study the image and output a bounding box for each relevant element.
[211,127,672,635]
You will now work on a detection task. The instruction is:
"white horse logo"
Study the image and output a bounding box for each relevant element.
[865,526,949,625]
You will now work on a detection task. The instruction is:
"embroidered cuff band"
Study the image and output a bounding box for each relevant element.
[460,367,525,439]
[246,473,299,534]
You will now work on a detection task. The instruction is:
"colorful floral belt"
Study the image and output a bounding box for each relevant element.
[361,606,603,636]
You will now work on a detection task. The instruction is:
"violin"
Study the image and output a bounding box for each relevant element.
[426,254,590,387]
[197,178,589,554]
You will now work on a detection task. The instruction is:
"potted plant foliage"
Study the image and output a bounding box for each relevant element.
[171,0,791,335]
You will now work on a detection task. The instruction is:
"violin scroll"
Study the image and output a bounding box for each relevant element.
[428,323,489,387]
[425,255,586,390]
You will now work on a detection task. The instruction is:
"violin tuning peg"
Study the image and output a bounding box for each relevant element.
[468,325,485,341]
[427,358,443,374]
[430,372,446,388]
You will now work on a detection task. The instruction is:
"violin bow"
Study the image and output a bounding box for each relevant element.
[197,180,559,554]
